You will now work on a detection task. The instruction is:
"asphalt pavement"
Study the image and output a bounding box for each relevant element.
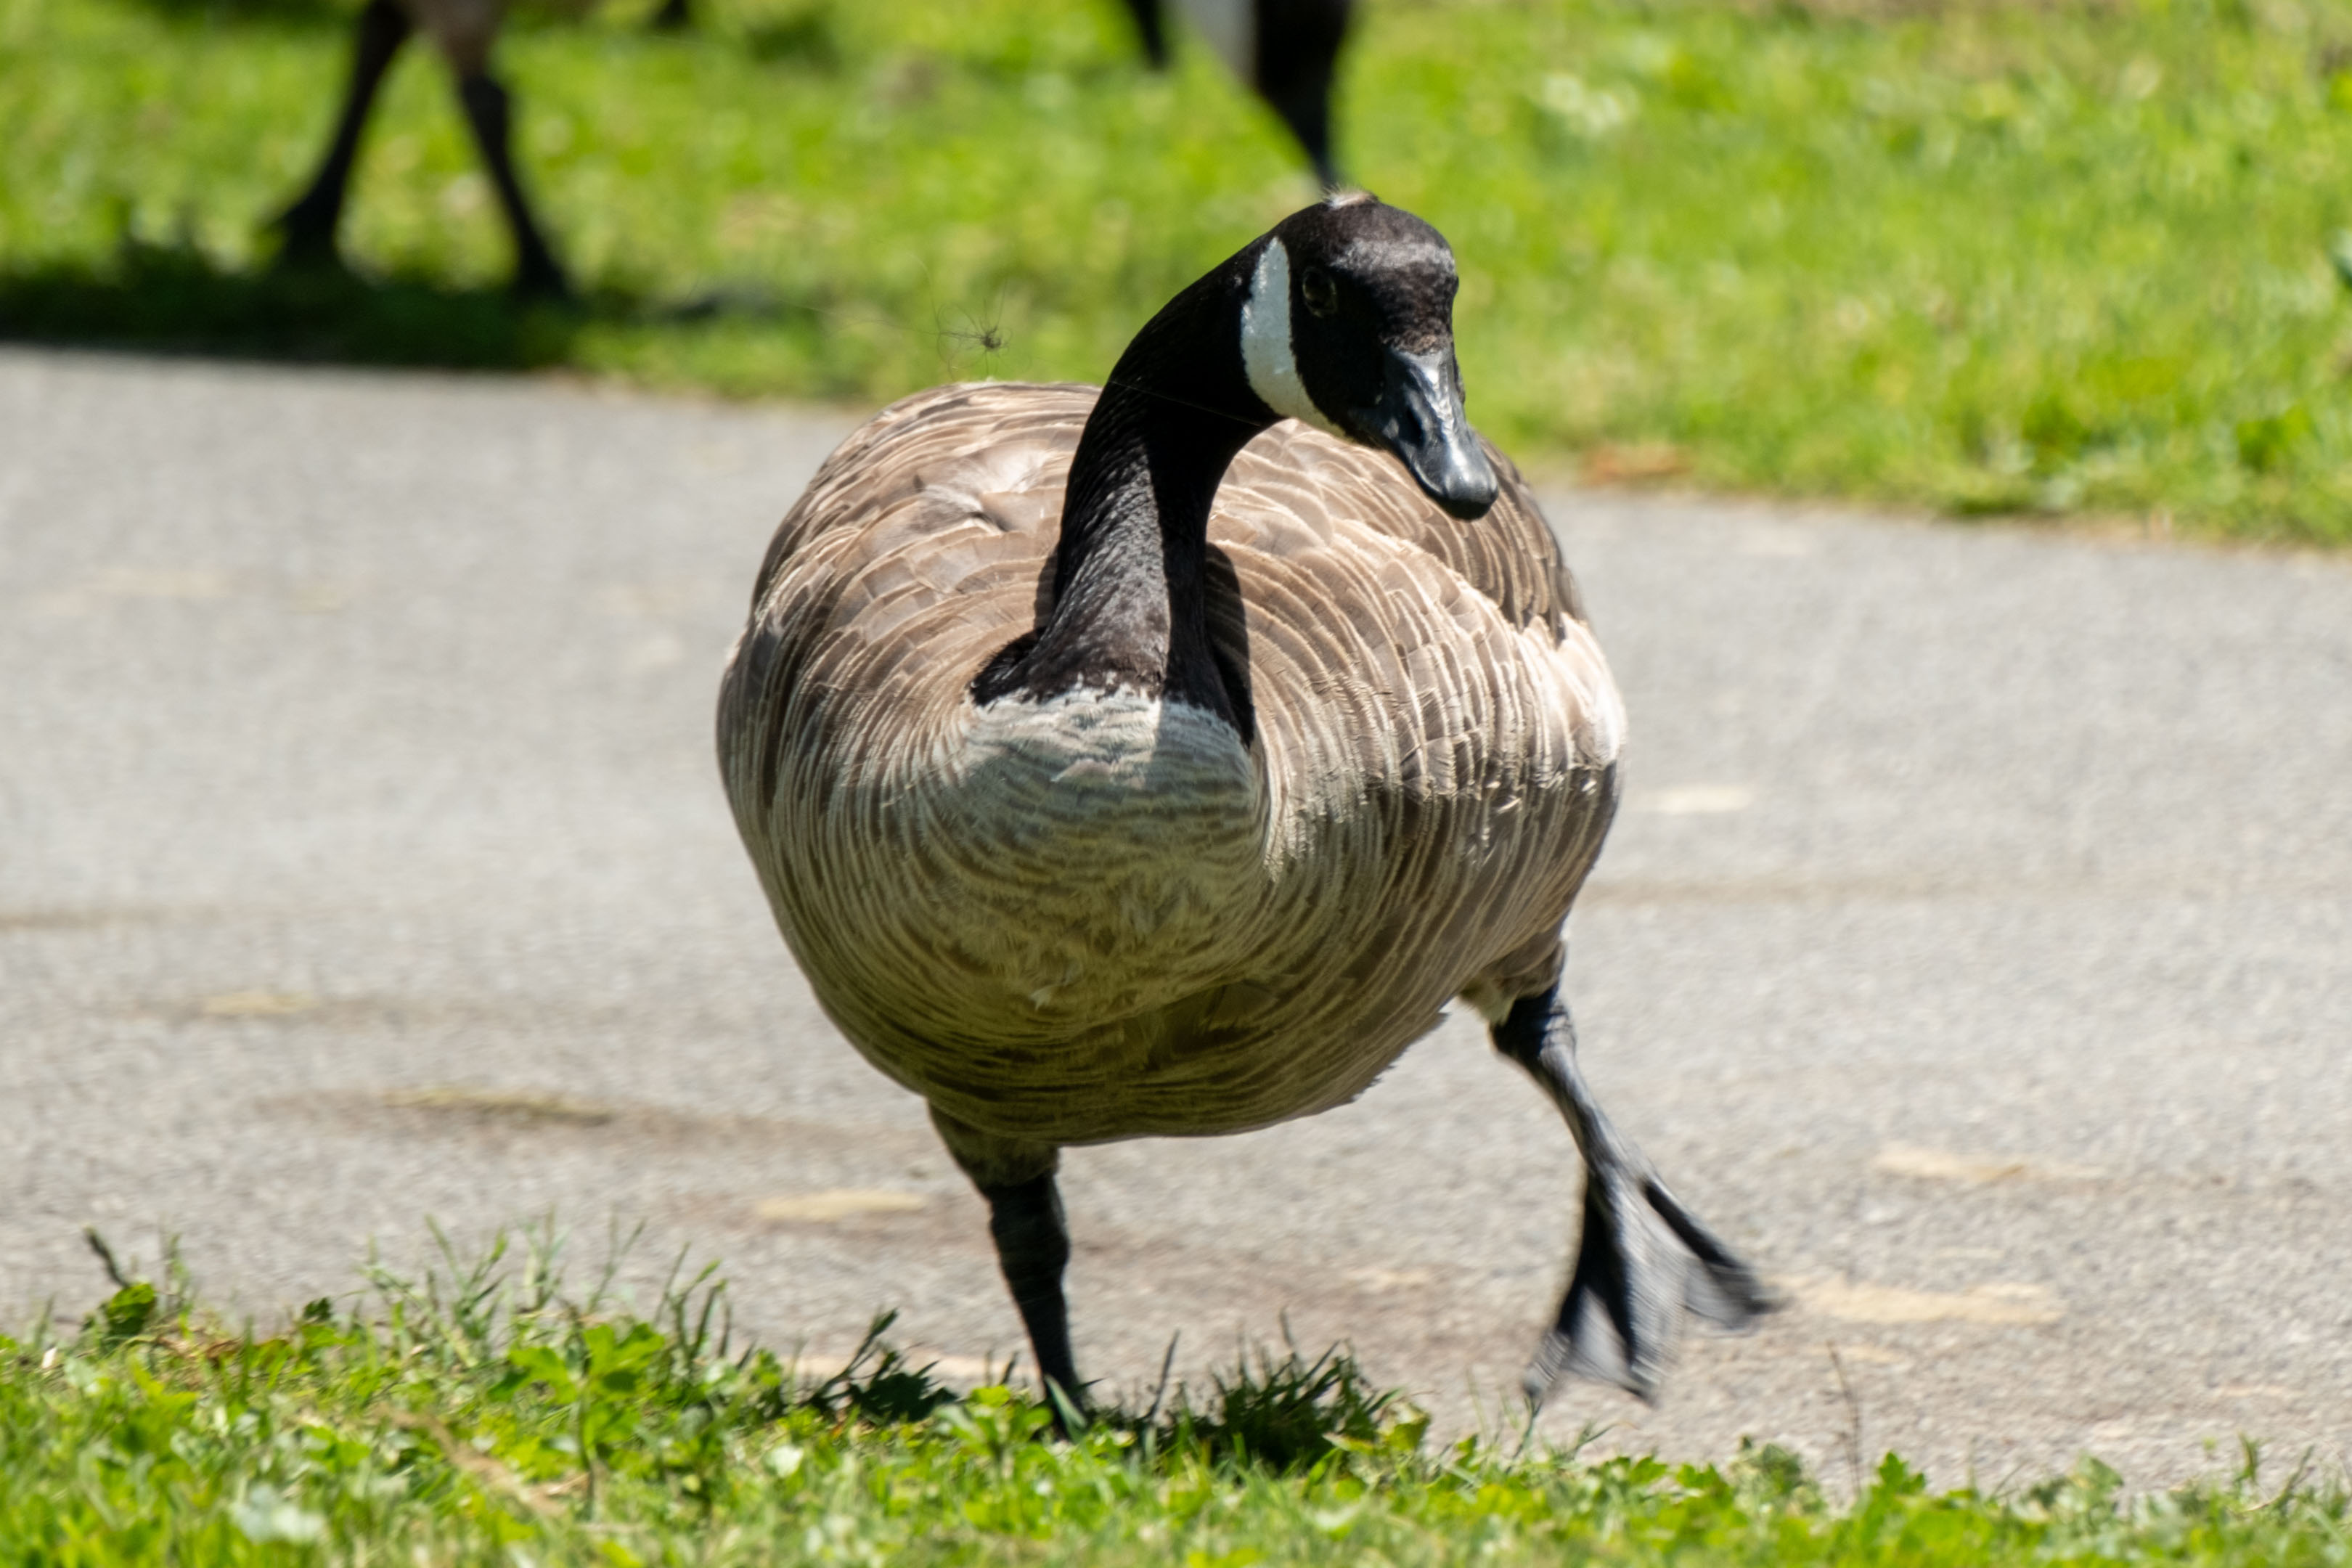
[3,345,2348,1490]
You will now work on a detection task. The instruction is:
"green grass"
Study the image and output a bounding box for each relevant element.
[9,0,2352,542]
[4,1230,2349,1564]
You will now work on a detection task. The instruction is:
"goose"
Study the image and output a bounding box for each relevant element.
[1121,0,1352,188]
[717,194,1771,1413]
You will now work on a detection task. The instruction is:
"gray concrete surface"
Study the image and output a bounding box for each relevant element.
[3,345,2348,1492]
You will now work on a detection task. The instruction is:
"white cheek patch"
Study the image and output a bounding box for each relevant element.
[1240,240,1343,436]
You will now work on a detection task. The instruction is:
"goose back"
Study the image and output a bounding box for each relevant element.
[719,382,1624,1146]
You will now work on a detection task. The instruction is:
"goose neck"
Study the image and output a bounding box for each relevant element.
[983,260,1270,723]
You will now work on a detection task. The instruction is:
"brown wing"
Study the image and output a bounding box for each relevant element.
[1191,416,1620,1024]
[736,380,1589,692]
[723,383,1091,828]
[1208,418,1589,636]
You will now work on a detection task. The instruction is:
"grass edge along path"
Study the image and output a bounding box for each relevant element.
[12,0,2352,546]
[4,1227,2348,1565]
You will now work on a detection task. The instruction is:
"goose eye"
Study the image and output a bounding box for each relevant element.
[1299,267,1339,319]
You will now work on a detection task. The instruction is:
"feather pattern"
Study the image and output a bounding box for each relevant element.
[719,381,1623,1148]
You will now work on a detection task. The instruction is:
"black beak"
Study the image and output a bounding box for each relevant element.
[1352,346,1499,520]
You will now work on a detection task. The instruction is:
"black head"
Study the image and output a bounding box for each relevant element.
[1238,194,1498,520]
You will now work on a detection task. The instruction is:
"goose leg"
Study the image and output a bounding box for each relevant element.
[930,1108,1085,1420]
[1117,0,1169,69]
[452,70,572,301]
[1492,986,1773,1404]
[984,1172,1083,1416]
[271,0,412,266]
[1254,0,1349,190]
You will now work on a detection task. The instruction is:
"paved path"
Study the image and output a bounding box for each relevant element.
[3,346,2348,1490]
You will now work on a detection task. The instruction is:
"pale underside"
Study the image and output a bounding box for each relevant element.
[719,383,1625,1148]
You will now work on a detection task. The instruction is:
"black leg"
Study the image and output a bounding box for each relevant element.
[1493,986,1773,1404]
[272,0,413,264]
[982,1172,1085,1420]
[1118,0,1169,69]
[648,0,690,30]
[1264,78,1339,192]
[928,1107,1085,1425]
[453,70,572,301]
[1254,0,1348,189]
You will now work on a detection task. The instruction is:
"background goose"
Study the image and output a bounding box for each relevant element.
[1121,0,1352,188]
[272,0,1345,301]
[719,195,1771,1410]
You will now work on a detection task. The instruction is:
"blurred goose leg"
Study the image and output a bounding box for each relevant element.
[454,70,571,301]
[1119,0,1169,68]
[273,0,412,264]
[1255,0,1349,189]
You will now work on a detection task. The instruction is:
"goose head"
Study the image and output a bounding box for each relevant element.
[1239,195,1500,520]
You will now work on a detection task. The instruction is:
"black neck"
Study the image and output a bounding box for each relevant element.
[971,248,1273,730]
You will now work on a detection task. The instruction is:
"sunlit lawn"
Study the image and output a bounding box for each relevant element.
[6,1231,2347,1564]
[8,0,2352,542]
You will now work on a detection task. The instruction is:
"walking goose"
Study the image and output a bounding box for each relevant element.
[718,195,1770,1411]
